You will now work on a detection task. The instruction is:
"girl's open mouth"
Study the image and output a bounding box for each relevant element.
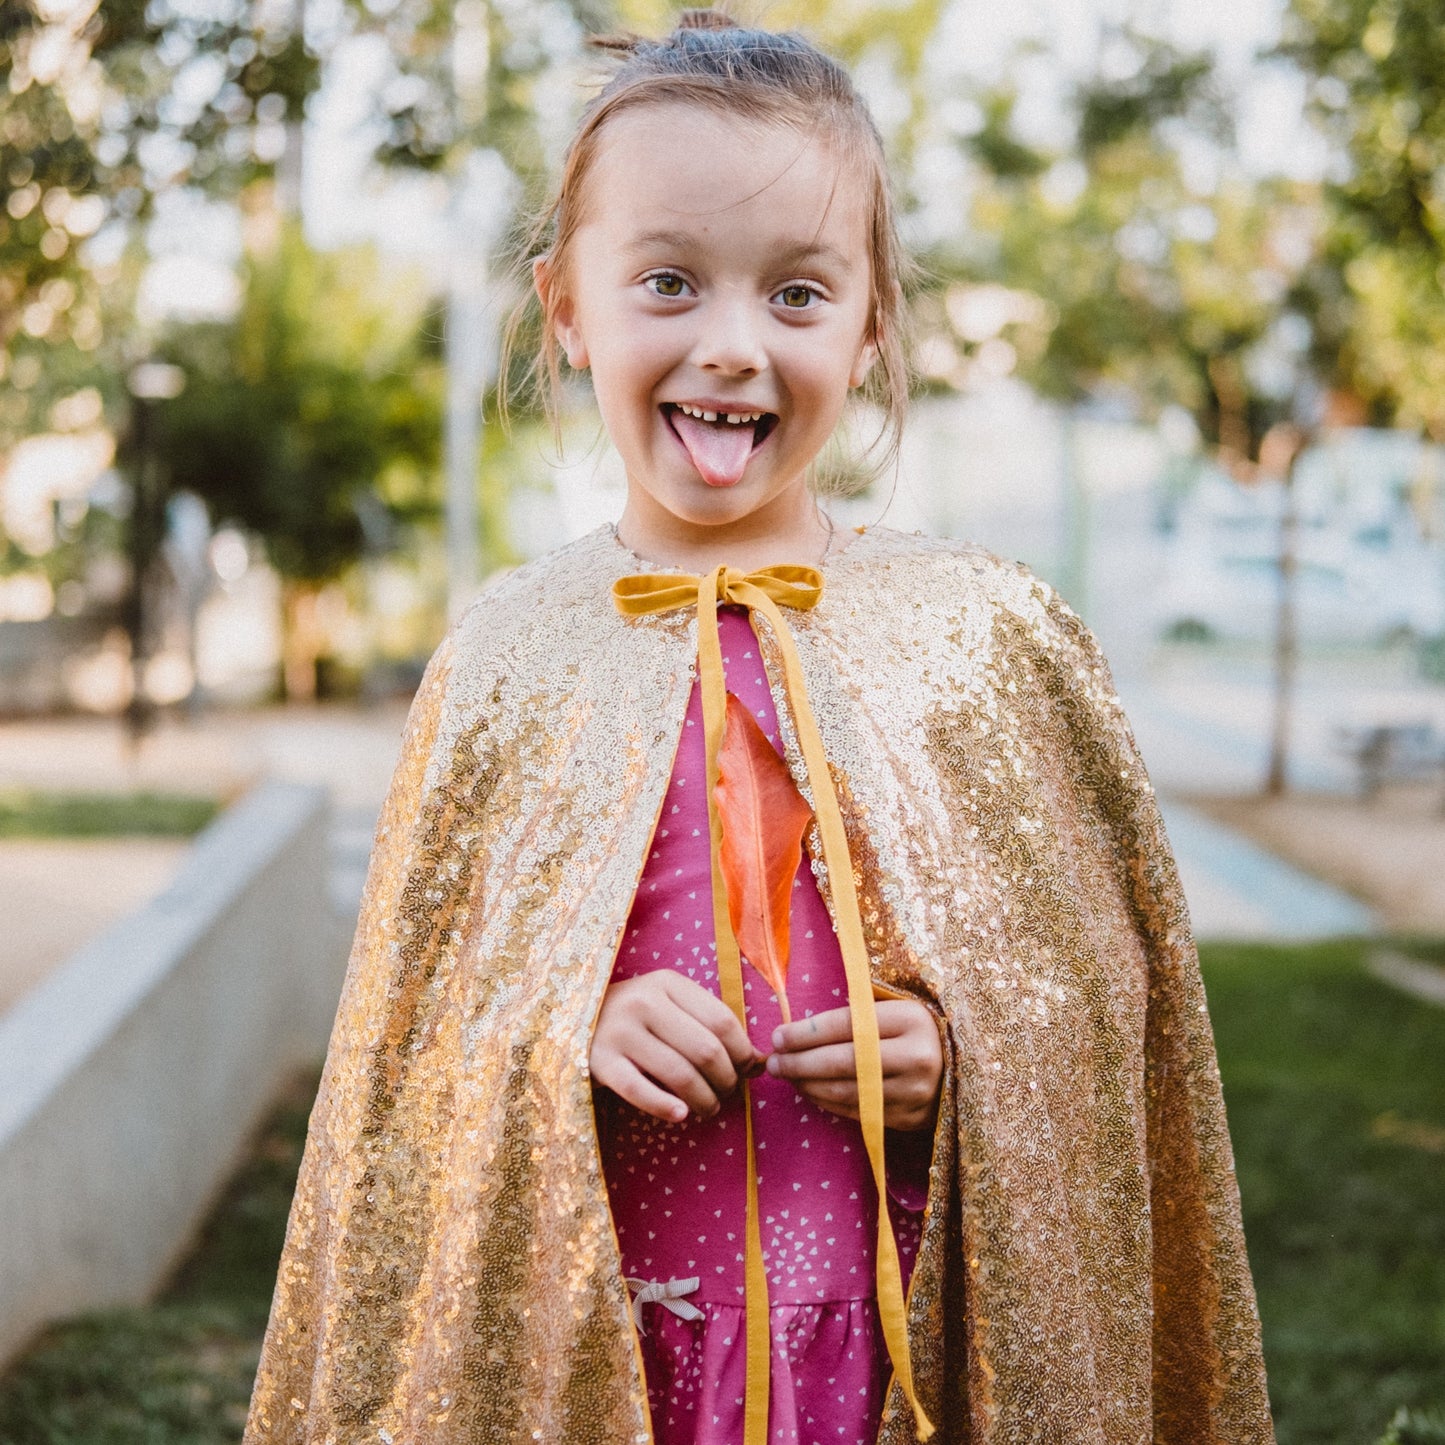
[663,402,779,488]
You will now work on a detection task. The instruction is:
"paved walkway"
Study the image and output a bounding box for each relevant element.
[1157,799,1375,940]
[1368,949,1445,1008]
[0,837,188,1013]
[1114,669,1388,939]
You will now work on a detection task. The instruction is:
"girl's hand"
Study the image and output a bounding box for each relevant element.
[766,999,943,1132]
[591,972,768,1124]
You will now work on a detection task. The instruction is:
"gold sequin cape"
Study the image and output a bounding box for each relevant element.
[245,524,1274,1445]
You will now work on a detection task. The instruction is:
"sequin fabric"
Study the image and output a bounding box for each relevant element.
[244,524,1274,1445]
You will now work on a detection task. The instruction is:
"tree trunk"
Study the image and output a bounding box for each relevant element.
[1207,353,1252,466]
[281,579,325,702]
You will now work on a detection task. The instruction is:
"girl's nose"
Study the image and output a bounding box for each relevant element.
[693,296,767,376]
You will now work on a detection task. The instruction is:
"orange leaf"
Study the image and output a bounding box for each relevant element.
[714,690,814,1022]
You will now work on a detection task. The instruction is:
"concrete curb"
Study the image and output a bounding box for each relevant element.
[1368,949,1445,1008]
[0,782,349,1367]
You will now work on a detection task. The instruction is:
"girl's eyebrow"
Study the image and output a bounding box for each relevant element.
[621,229,700,256]
[620,230,853,274]
[771,240,853,273]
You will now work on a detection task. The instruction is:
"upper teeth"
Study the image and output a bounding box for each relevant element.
[675,403,765,425]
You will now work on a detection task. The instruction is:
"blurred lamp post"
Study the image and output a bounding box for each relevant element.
[124,361,186,745]
[444,148,515,623]
[1263,424,1303,797]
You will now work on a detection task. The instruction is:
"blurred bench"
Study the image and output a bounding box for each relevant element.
[1336,722,1445,801]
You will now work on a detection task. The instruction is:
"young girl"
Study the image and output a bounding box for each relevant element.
[245,13,1274,1444]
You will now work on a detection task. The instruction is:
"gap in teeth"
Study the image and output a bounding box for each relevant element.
[674,403,763,425]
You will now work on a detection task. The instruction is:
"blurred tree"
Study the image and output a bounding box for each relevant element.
[1279,0,1445,441]
[1,0,108,440]
[0,0,320,446]
[925,32,1330,795]
[155,225,443,698]
[933,30,1319,463]
[3,0,326,730]
[337,0,596,612]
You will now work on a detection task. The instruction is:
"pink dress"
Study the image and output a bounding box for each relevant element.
[595,609,930,1445]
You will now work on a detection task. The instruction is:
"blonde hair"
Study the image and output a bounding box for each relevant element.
[505,8,912,484]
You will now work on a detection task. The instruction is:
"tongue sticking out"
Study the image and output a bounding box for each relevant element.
[670,410,758,487]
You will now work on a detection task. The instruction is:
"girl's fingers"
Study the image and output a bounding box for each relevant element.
[768,1031,934,1082]
[657,1006,745,1098]
[771,1006,853,1052]
[795,1076,934,1131]
[628,1031,724,1118]
[664,974,766,1070]
[599,1057,690,1124]
[787,1067,932,1107]
[767,1040,856,1081]
[771,1000,927,1054]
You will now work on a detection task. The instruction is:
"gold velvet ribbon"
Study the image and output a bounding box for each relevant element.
[614,564,933,1445]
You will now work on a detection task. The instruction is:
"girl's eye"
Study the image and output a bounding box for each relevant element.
[647,273,689,298]
[777,284,819,309]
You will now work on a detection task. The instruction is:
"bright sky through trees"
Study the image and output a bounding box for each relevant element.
[292,0,1327,266]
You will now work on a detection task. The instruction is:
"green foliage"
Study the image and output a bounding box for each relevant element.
[1075,43,1224,155]
[1,0,324,445]
[353,0,603,188]
[0,0,107,439]
[154,226,443,584]
[1201,940,1445,1443]
[0,790,217,837]
[1280,0,1445,254]
[966,91,1049,181]
[1280,0,1445,435]
[927,30,1310,458]
[85,0,318,211]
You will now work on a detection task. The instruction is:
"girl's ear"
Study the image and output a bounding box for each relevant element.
[533,254,589,371]
[849,333,879,389]
[850,281,898,388]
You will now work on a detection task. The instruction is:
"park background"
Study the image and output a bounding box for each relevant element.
[1,0,1444,1439]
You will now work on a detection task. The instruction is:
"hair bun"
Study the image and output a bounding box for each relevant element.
[675,8,738,31]
[587,8,736,54]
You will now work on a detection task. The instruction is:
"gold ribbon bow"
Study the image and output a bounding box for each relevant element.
[614,564,933,1445]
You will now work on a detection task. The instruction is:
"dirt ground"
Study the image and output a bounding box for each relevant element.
[1192,781,1445,935]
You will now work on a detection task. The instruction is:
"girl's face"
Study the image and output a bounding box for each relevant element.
[543,104,878,551]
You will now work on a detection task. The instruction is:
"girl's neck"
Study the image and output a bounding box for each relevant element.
[614,492,847,576]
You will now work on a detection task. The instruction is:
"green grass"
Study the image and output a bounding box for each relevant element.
[0,790,219,839]
[1378,1406,1445,1444]
[0,1072,316,1445]
[0,945,1441,1442]
[1201,940,1445,1444]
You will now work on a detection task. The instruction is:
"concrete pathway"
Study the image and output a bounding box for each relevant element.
[1157,798,1376,941]
[1116,675,1382,940]
[0,708,407,1016]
